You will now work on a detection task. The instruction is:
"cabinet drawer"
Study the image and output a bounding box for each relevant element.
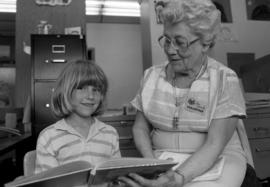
[117,126,141,157]
[121,148,142,157]
[34,81,58,134]
[249,138,270,179]
[120,136,141,157]
[108,121,133,138]
[243,118,270,139]
[98,116,139,157]
[32,35,86,80]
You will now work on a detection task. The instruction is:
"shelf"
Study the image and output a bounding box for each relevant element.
[0,64,15,68]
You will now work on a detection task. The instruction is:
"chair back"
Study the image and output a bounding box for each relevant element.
[23,150,36,176]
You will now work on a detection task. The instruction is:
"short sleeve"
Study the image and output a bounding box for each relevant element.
[213,71,246,119]
[130,68,153,112]
[130,77,144,112]
[35,132,58,174]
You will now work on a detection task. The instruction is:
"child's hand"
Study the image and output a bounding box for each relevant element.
[73,182,110,187]
[14,175,26,181]
[118,170,176,187]
[108,180,126,187]
[91,183,110,187]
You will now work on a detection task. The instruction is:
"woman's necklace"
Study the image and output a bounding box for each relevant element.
[172,80,186,129]
[171,59,207,129]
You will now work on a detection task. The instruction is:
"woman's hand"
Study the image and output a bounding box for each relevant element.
[173,171,185,186]
[118,170,182,187]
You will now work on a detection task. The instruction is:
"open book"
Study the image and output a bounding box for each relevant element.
[159,152,225,181]
[5,157,177,187]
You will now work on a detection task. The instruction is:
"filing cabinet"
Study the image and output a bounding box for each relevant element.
[243,111,270,179]
[98,115,142,157]
[31,34,86,137]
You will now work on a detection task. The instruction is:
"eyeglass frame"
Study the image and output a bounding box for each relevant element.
[158,35,200,54]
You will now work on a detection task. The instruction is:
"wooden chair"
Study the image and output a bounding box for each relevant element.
[241,164,262,187]
[23,150,36,176]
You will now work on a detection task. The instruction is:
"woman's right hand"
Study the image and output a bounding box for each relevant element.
[118,170,179,187]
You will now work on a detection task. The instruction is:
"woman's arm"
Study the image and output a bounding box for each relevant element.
[121,117,239,187]
[175,117,238,183]
[132,111,155,158]
[111,129,121,158]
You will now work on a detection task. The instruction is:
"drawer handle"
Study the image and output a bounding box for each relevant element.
[119,136,133,141]
[44,59,67,63]
[120,121,128,125]
[253,127,269,132]
[255,148,270,152]
[52,59,67,63]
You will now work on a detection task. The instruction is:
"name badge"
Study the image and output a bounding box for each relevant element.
[185,97,206,115]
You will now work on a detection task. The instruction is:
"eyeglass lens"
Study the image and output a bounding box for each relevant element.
[158,35,198,53]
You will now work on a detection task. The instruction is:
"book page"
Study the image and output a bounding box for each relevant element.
[98,157,175,169]
[158,152,225,181]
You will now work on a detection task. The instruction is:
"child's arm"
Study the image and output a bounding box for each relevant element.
[35,135,59,173]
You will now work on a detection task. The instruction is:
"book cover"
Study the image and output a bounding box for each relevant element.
[5,161,91,187]
[5,157,177,187]
[89,157,177,185]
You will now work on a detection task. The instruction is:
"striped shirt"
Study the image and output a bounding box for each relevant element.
[131,57,247,154]
[35,118,121,174]
[131,56,246,132]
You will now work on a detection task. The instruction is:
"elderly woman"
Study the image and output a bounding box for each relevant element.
[119,0,255,187]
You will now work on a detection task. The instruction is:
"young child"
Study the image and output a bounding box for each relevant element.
[35,60,121,175]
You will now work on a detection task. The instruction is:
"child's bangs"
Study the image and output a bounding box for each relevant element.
[76,71,105,92]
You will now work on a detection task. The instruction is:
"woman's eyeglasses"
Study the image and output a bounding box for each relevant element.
[158,35,200,54]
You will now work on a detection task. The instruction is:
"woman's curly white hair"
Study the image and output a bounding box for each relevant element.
[155,0,221,47]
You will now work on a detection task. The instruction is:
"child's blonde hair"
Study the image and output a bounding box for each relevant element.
[51,60,108,118]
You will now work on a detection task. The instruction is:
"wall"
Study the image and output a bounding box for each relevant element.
[86,23,143,109]
[212,0,270,63]
[140,0,152,70]
[143,0,270,66]
[140,0,166,66]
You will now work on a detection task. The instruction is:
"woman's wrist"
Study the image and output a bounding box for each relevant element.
[174,170,186,184]
[141,150,155,158]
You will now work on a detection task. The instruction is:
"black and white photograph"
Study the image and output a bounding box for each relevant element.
[0,0,270,187]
